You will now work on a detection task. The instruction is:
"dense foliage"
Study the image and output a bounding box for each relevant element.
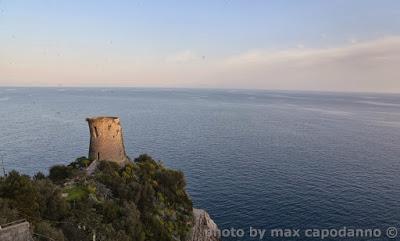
[0,155,193,241]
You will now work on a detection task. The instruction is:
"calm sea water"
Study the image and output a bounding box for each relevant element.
[1,87,400,240]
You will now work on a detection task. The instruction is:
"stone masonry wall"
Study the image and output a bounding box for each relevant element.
[0,221,32,241]
[87,116,128,165]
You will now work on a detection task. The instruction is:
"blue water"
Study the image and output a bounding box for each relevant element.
[1,87,400,240]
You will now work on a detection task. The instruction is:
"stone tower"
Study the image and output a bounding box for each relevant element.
[86,116,129,164]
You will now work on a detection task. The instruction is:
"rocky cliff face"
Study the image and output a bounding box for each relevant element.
[189,209,221,241]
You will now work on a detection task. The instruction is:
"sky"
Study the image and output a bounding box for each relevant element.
[1,0,400,92]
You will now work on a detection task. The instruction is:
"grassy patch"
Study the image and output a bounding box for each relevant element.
[64,186,88,201]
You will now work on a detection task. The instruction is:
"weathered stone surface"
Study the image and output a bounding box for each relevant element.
[0,221,32,241]
[87,116,129,165]
[189,209,221,241]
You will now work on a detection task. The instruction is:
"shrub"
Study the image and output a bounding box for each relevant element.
[48,165,78,183]
[0,154,193,241]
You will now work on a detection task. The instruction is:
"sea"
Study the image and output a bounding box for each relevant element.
[1,87,400,241]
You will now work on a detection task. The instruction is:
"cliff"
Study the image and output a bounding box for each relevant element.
[189,209,221,241]
[87,116,222,241]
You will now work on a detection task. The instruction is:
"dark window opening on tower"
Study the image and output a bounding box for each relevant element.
[94,126,99,138]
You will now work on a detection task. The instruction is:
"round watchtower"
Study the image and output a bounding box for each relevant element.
[86,116,129,164]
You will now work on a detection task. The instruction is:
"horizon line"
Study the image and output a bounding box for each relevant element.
[1,85,399,95]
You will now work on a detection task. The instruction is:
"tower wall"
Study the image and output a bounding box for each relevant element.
[86,116,128,164]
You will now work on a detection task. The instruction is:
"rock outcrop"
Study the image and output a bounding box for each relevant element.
[189,209,221,241]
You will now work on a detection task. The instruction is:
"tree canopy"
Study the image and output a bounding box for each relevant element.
[0,154,193,241]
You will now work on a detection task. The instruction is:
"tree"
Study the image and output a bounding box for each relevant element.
[0,171,40,218]
[0,154,194,241]
[48,165,75,184]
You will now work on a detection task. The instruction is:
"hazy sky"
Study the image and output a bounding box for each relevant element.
[1,0,400,92]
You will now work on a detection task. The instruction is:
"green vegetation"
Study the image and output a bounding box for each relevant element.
[64,186,88,201]
[0,154,193,241]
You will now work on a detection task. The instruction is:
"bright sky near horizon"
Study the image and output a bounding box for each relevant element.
[1,0,400,92]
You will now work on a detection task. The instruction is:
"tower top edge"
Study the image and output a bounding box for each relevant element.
[86,116,120,122]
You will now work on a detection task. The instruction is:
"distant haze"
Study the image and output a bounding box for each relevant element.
[1,1,400,92]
